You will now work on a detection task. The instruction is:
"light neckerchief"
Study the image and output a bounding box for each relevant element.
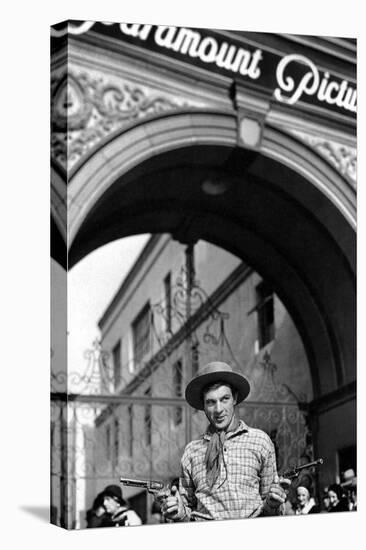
[204,416,239,489]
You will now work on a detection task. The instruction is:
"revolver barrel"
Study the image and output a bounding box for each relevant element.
[302,458,323,469]
[283,458,324,479]
[120,477,165,492]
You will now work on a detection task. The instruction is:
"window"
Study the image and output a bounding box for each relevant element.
[173,360,183,426]
[164,272,172,333]
[112,340,121,390]
[191,342,199,379]
[128,405,133,457]
[191,344,200,414]
[144,387,152,446]
[185,244,195,291]
[132,303,152,366]
[256,281,274,348]
[338,445,356,478]
[50,420,55,449]
[113,418,119,468]
[105,424,111,461]
[50,421,55,468]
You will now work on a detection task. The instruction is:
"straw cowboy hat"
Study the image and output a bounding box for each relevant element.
[185,361,250,410]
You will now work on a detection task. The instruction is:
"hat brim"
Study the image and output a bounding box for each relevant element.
[185,371,250,410]
[341,478,357,488]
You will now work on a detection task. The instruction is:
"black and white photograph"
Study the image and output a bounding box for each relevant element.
[50,16,356,529]
[2,2,363,549]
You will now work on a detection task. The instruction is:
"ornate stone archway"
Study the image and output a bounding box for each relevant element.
[60,110,354,400]
[50,28,356,524]
[65,109,356,247]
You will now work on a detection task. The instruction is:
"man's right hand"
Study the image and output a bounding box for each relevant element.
[161,485,185,521]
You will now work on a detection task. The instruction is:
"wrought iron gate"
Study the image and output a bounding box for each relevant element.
[51,267,313,528]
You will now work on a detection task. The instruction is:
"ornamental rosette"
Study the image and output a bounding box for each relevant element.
[290,129,356,188]
[51,70,186,171]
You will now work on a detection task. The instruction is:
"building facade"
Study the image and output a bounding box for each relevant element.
[50,20,356,528]
[93,235,314,524]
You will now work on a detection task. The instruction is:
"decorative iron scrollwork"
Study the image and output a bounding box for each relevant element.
[50,265,314,527]
[51,264,233,396]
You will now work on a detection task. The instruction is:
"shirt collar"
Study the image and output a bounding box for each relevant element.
[203,419,249,440]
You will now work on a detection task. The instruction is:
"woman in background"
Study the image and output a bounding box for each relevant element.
[327,483,349,513]
[295,485,320,515]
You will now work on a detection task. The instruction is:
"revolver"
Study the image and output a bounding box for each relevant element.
[120,477,172,501]
[282,458,324,480]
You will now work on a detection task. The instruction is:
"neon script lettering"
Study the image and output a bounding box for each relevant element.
[274,54,356,113]
[51,23,356,115]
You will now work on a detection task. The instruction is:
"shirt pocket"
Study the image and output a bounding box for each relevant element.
[228,446,261,491]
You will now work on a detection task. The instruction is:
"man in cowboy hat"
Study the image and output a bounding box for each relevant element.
[160,361,290,521]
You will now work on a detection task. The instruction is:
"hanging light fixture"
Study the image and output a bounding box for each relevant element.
[201,177,230,196]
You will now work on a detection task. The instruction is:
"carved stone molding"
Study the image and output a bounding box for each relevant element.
[289,129,357,189]
[51,70,190,171]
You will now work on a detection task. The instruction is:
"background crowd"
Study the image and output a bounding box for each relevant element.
[85,468,356,527]
[283,467,357,516]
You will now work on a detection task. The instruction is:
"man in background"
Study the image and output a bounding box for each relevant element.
[101,485,142,527]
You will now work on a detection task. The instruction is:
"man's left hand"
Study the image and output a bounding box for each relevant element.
[265,474,291,509]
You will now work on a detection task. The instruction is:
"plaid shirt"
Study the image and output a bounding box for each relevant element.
[178,419,281,520]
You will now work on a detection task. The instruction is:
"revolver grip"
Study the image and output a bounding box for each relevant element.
[153,486,171,502]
